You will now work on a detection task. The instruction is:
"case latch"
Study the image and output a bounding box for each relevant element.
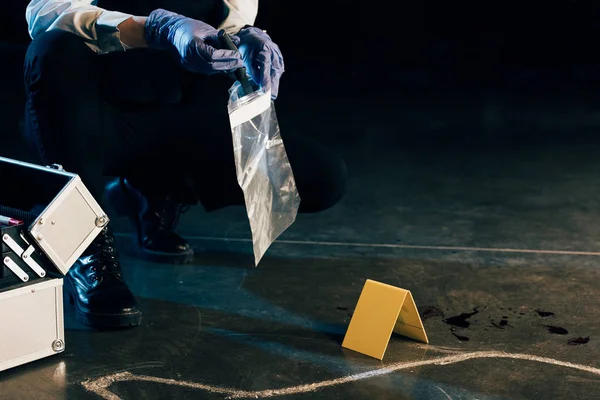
[46,164,64,171]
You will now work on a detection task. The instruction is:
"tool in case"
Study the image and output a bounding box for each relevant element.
[0,156,109,372]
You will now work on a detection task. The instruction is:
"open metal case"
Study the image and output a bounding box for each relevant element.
[0,156,108,372]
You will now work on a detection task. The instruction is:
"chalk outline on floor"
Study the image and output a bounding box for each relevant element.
[81,350,600,399]
[98,234,600,398]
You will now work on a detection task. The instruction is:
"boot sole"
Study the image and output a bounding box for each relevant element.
[105,179,195,265]
[64,279,142,329]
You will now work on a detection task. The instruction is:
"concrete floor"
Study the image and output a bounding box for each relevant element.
[2,87,600,399]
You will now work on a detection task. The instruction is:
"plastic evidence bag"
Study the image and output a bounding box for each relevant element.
[227,82,301,266]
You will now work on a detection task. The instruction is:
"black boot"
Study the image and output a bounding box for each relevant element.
[64,227,142,328]
[104,177,194,264]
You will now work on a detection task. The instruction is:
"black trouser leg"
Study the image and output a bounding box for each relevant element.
[24,30,107,201]
[23,31,142,329]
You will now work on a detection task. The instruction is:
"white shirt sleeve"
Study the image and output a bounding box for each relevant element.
[218,0,259,33]
[26,0,133,54]
[26,0,260,54]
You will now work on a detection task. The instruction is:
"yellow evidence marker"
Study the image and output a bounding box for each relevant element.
[342,279,429,360]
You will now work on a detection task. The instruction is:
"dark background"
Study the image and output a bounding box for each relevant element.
[2,1,600,161]
[5,2,600,89]
[256,1,600,93]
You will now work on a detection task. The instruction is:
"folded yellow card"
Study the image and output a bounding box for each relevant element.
[342,279,428,360]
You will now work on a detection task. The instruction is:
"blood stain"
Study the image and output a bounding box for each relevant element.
[421,306,444,320]
[444,307,479,328]
[452,332,470,342]
[545,325,568,335]
[567,337,590,346]
[536,310,555,317]
[491,322,504,330]
[491,319,511,329]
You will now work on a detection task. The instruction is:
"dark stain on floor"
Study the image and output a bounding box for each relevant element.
[443,307,479,328]
[545,325,569,335]
[536,310,556,317]
[451,332,470,342]
[491,321,503,330]
[567,337,590,345]
[421,306,445,320]
[491,318,511,330]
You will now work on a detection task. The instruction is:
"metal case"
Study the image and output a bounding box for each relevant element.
[0,279,64,372]
[0,156,108,372]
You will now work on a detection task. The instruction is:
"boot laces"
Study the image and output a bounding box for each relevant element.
[87,227,122,280]
[155,194,190,232]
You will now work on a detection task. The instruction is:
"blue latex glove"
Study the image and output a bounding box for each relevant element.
[145,9,244,74]
[236,27,285,99]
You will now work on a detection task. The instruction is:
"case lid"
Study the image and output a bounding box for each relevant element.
[0,157,108,275]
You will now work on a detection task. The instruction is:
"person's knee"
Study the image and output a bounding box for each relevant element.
[24,30,94,88]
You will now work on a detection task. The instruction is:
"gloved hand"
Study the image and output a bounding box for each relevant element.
[145,9,244,75]
[236,27,285,99]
